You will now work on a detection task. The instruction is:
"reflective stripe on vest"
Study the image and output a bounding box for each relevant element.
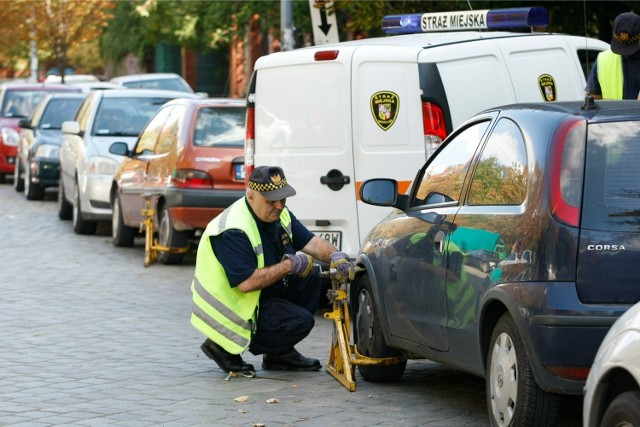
[598,50,623,100]
[190,197,292,354]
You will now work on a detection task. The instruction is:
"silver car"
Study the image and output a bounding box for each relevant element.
[58,89,199,235]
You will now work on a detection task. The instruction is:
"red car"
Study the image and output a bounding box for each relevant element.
[109,97,246,264]
[0,82,81,183]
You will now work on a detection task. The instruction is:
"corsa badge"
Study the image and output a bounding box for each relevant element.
[538,74,557,101]
[370,91,399,131]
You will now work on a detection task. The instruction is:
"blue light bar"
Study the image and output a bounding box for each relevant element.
[381,7,549,35]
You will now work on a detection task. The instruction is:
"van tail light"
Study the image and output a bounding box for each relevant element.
[245,105,255,186]
[169,169,213,188]
[422,101,447,159]
[314,50,339,61]
[549,118,585,227]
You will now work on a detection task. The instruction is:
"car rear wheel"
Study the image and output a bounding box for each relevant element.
[353,274,406,382]
[58,179,73,220]
[25,166,45,200]
[486,313,560,427]
[157,206,188,265]
[112,194,135,247]
[601,391,640,427]
[13,160,24,192]
[72,180,97,235]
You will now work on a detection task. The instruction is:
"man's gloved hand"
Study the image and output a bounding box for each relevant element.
[283,253,314,278]
[330,251,356,282]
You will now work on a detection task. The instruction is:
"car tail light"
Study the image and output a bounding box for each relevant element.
[545,365,590,381]
[422,102,447,159]
[549,118,586,227]
[245,105,255,186]
[169,169,213,188]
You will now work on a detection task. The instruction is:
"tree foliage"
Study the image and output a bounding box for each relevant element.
[0,0,114,77]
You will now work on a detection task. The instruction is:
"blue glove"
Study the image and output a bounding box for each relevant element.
[330,252,356,282]
[283,253,314,278]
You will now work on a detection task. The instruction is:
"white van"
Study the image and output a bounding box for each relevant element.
[245,7,609,259]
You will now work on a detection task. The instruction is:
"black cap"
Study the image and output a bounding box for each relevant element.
[611,12,640,56]
[248,166,296,201]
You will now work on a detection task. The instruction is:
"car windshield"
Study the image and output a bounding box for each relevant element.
[193,107,246,147]
[39,98,83,130]
[93,97,174,136]
[121,78,192,93]
[1,90,47,118]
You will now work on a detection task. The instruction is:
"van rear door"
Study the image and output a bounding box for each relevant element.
[351,45,426,252]
[252,46,357,253]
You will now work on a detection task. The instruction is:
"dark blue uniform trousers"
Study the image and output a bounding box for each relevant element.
[249,269,321,355]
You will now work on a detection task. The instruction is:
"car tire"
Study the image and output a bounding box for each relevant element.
[157,206,188,265]
[353,274,407,382]
[72,180,97,235]
[112,194,135,247]
[58,179,73,220]
[486,313,561,427]
[25,166,45,200]
[601,391,640,427]
[13,160,24,192]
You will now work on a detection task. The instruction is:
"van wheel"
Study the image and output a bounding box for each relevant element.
[487,313,560,427]
[13,161,24,192]
[72,180,97,235]
[25,167,45,200]
[112,195,135,247]
[58,179,73,220]
[601,391,640,427]
[157,206,188,265]
[354,274,406,382]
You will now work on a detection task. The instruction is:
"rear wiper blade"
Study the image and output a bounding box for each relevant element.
[610,210,640,217]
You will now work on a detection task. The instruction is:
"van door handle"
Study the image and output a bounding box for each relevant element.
[320,169,350,191]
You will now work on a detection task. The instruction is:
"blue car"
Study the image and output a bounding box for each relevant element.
[355,99,640,427]
[14,92,85,200]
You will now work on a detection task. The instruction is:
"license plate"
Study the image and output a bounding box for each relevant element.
[235,164,245,180]
[316,231,341,250]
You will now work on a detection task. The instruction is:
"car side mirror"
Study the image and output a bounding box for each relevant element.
[18,118,32,129]
[360,178,408,210]
[109,141,130,157]
[61,121,80,135]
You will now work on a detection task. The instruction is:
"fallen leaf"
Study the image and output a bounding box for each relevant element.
[252,423,265,427]
[238,409,247,413]
[234,395,249,402]
[265,398,279,404]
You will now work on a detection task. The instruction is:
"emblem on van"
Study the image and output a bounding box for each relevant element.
[538,74,557,101]
[370,91,399,130]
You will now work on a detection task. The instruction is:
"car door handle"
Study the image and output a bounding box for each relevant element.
[434,230,446,253]
[320,169,350,191]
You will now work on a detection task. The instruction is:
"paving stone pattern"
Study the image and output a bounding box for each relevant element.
[0,185,582,426]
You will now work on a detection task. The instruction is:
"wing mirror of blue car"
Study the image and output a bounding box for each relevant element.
[360,178,408,210]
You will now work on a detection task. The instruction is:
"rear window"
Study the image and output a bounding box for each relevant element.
[581,121,640,232]
[193,107,245,147]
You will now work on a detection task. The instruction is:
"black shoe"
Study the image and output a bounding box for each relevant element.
[200,339,254,373]
[262,348,321,371]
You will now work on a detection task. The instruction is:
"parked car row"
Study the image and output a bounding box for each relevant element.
[3,77,246,267]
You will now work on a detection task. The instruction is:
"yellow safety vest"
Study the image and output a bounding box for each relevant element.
[190,197,292,354]
[597,50,624,100]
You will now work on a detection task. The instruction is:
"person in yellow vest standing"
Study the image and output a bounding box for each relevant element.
[587,12,640,100]
[190,165,355,374]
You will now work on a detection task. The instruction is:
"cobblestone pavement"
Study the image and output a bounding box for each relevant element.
[0,184,582,426]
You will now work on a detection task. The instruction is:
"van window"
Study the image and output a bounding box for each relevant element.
[468,118,527,206]
[413,120,489,207]
[581,121,640,232]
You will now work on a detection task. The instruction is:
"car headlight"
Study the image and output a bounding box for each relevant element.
[87,156,118,176]
[34,144,60,159]
[1,127,20,147]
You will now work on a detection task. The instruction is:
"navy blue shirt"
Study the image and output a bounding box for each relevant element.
[587,51,640,99]
[210,198,314,288]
